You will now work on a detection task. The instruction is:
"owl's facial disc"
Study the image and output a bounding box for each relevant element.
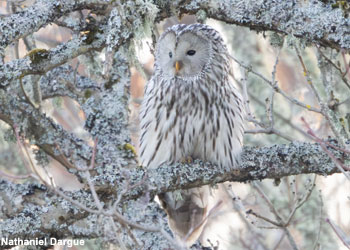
[173,32,210,77]
[157,31,210,78]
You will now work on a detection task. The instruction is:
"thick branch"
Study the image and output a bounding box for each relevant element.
[0,0,108,48]
[2,0,349,55]
[0,35,105,88]
[166,0,350,51]
[124,141,345,200]
[0,141,347,242]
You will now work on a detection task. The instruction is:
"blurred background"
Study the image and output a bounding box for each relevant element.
[1,1,350,249]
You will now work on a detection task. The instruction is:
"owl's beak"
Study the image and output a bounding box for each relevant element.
[174,61,183,74]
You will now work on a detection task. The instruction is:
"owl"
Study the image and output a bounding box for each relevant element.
[139,24,244,246]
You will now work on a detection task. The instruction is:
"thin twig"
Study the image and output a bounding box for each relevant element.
[318,48,350,91]
[245,128,294,142]
[284,175,316,226]
[312,190,323,250]
[246,209,282,227]
[108,216,128,250]
[342,51,350,80]
[295,46,323,104]
[13,125,41,178]
[301,117,350,180]
[0,169,33,180]
[326,218,350,249]
[272,232,286,250]
[19,76,39,109]
[249,93,307,137]
[230,54,322,113]
[267,49,280,127]
[227,187,269,250]
[252,182,299,250]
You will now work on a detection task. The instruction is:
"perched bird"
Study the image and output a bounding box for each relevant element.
[139,23,244,246]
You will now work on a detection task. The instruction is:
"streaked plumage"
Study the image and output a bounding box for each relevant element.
[139,23,244,245]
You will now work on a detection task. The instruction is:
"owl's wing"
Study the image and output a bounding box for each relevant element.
[139,76,165,168]
[139,75,183,168]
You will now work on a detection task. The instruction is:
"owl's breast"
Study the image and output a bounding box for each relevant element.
[161,78,199,113]
[140,75,243,170]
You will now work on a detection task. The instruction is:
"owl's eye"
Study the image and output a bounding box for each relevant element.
[187,50,196,56]
[169,52,173,58]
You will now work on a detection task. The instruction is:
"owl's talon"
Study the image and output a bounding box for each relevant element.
[180,156,193,164]
[186,156,193,164]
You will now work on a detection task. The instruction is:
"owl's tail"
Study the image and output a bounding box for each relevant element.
[158,186,216,246]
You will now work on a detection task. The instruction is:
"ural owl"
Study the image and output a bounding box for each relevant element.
[139,23,244,246]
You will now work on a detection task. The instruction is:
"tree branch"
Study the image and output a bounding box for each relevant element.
[0,0,108,48]
[0,140,347,244]
[166,0,350,51]
[124,140,346,200]
[0,35,105,88]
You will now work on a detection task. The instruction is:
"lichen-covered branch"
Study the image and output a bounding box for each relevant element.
[123,141,345,200]
[169,0,350,51]
[0,141,347,244]
[1,0,349,54]
[0,0,108,48]
[0,35,105,88]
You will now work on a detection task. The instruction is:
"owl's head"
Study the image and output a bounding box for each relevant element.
[155,24,227,79]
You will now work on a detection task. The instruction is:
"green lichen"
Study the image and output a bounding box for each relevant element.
[84,89,93,99]
[26,49,49,64]
[331,1,350,17]
[123,143,137,156]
